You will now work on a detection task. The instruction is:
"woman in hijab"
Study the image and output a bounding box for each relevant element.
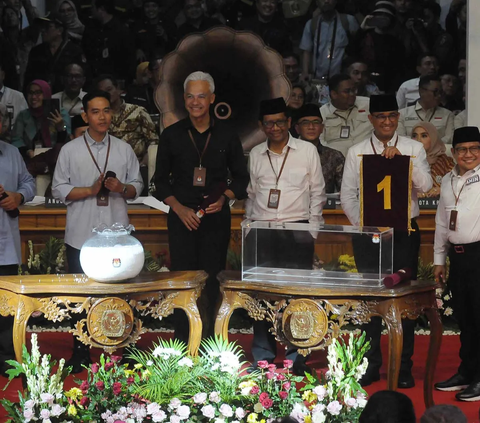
[411,121,455,197]
[56,0,85,42]
[12,80,71,159]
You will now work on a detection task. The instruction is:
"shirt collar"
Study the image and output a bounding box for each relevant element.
[371,131,398,150]
[85,129,109,146]
[452,163,480,177]
[182,116,214,131]
[329,101,358,115]
[261,134,298,154]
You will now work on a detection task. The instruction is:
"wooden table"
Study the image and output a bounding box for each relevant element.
[215,271,442,408]
[0,271,207,361]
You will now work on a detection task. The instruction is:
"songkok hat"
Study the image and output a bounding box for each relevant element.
[369,94,398,113]
[71,114,88,132]
[296,103,322,120]
[373,0,396,16]
[259,97,287,120]
[452,126,480,147]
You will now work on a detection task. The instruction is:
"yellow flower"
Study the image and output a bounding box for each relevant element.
[134,363,143,369]
[124,369,135,376]
[304,416,312,423]
[260,420,266,423]
[302,390,317,402]
[239,380,256,389]
[142,369,151,378]
[247,413,258,423]
[65,387,83,400]
[68,405,77,416]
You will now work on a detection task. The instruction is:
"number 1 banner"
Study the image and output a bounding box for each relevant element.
[360,155,413,232]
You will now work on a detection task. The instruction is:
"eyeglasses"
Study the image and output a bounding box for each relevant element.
[298,119,322,127]
[421,88,441,96]
[27,90,43,96]
[371,112,399,122]
[455,146,480,156]
[263,119,288,128]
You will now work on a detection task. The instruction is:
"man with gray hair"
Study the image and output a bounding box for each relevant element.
[154,71,249,342]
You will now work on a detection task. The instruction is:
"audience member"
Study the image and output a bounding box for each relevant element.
[398,75,454,145]
[455,109,466,129]
[0,61,28,126]
[359,390,416,423]
[24,12,84,92]
[420,404,467,423]
[287,85,306,110]
[70,114,89,139]
[52,63,87,117]
[125,62,158,115]
[246,97,325,375]
[440,74,464,113]
[346,60,380,97]
[52,90,143,372]
[55,0,85,43]
[445,0,466,66]
[295,103,344,193]
[320,73,372,155]
[0,105,12,141]
[153,71,249,341]
[396,53,439,109]
[12,80,71,158]
[177,0,220,40]
[411,122,454,198]
[237,0,292,54]
[300,0,359,81]
[82,0,136,83]
[282,51,316,103]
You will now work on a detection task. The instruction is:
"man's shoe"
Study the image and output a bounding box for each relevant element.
[66,351,92,374]
[435,373,471,392]
[455,381,480,402]
[359,371,380,387]
[398,372,415,389]
[292,361,312,377]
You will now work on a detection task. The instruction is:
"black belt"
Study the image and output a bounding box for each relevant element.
[450,240,480,255]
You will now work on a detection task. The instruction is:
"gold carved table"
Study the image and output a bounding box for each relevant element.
[215,271,442,408]
[0,271,207,361]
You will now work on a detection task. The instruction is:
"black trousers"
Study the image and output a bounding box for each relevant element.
[448,241,480,381]
[249,223,314,364]
[168,206,231,343]
[353,219,420,375]
[0,264,19,370]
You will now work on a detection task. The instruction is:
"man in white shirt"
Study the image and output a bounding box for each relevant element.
[341,94,432,388]
[0,62,28,128]
[396,54,439,109]
[246,97,326,375]
[434,127,480,402]
[52,63,86,117]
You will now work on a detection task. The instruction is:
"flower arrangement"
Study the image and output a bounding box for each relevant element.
[23,237,66,275]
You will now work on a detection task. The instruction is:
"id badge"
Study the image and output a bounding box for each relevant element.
[267,189,281,209]
[102,48,109,58]
[340,126,350,139]
[97,192,109,207]
[449,209,458,231]
[193,167,206,187]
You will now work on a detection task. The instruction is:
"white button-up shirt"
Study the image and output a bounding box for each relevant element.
[434,164,480,265]
[396,77,419,109]
[246,135,326,223]
[52,90,86,116]
[0,85,28,125]
[341,132,432,226]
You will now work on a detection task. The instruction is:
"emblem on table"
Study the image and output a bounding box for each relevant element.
[112,258,121,268]
[372,234,380,244]
[101,309,126,337]
[290,311,314,339]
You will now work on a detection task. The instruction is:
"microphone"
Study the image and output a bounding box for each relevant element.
[0,192,20,218]
[101,171,117,194]
[383,268,412,288]
[196,182,228,219]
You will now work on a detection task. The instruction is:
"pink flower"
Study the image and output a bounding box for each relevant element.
[111,355,122,363]
[250,385,260,395]
[113,382,122,395]
[95,381,105,391]
[80,381,90,391]
[80,396,90,407]
[262,398,274,409]
[259,392,269,403]
[258,360,269,369]
[265,371,275,380]
[105,362,114,371]
[282,382,291,391]
[127,377,135,385]
[91,363,100,374]
[283,359,293,369]
[327,400,342,416]
[276,373,286,381]
[268,364,277,373]
[279,391,288,400]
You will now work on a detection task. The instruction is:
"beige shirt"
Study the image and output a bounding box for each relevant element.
[454,109,467,129]
[320,96,372,156]
[398,102,454,145]
[52,90,86,116]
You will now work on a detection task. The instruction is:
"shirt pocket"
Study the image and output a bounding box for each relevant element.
[289,168,307,188]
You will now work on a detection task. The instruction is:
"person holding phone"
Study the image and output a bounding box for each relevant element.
[11,79,71,159]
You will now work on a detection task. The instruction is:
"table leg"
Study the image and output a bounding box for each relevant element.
[181,291,203,357]
[424,300,443,408]
[13,296,36,363]
[383,302,403,391]
[214,290,238,341]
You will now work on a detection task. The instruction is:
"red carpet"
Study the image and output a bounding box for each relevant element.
[0,332,479,422]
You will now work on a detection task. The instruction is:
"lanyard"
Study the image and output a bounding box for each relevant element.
[415,107,436,123]
[188,129,212,169]
[370,135,398,155]
[451,174,468,208]
[333,107,353,124]
[314,15,338,80]
[67,97,82,115]
[83,134,111,175]
[267,147,290,189]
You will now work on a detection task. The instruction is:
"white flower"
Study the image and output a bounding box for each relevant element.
[40,393,55,406]
[312,404,325,414]
[313,385,327,400]
[444,307,453,316]
[241,386,252,395]
[356,393,367,408]
[51,404,65,417]
[170,415,181,423]
[345,397,357,408]
[201,404,216,419]
[152,347,182,360]
[40,409,51,419]
[214,418,225,423]
[235,407,246,419]
[147,403,161,414]
[355,358,369,380]
[219,404,233,418]
[178,357,193,368]
[194,393,208,404]
[24,409,35,422]
[42,419,52,423]
[147,360,154,366]
[326,401,342,416]
[24,400,35,410]
[169,398,182,410]
[312,410,326,423]
[444,294,451,301]
[219,351,241,373]
[254,402,264,413]
[290,403,309,423]
[209,391,221,403]
[177,405,191,420]
[152,410,167,422]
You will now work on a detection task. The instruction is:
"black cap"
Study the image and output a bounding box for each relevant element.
[369,94,398,113]
[259,97,287,120]
[373,0,395,16]
[452,126,480,147]
[296,103,322,120]
[35,12,64,27]
[71,115,88,132]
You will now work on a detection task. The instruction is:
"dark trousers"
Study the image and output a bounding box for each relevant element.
[168,206,231,343]
[249,224,314,364]
[448,241,480,381]
[353,219,420,375]
[0,264,19,370]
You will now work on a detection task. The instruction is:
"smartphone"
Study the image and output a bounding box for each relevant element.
[43,98,61,116]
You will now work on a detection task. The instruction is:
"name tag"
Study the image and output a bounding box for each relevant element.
[466,174,480,185]
[405,117,418,121]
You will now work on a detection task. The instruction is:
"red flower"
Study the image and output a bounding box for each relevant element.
[262,398,274,409]
[91,363,100,374]
[95,381,105,391]
[279,391,288,400]
[268,364,277,373]
[265,371,275,380]
[259,392,269,403]
[113,382,122,395]
[111,355,122,363]
[105,362,114,371]
[80,381,89,391]
[80,396,90,407]
[282,382,291,391]
[283,360,293,369]
[257,360,269,369]
[127,377,135,385]
[250,385,260,395]
[276,373,286,381]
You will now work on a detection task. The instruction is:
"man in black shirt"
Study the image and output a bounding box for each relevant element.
[154,71,249,341]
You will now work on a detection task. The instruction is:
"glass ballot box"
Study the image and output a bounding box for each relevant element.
[241,220,394,288]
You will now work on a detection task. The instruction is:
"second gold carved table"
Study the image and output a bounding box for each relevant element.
[0,271,207,361]
[215,271,442,408]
